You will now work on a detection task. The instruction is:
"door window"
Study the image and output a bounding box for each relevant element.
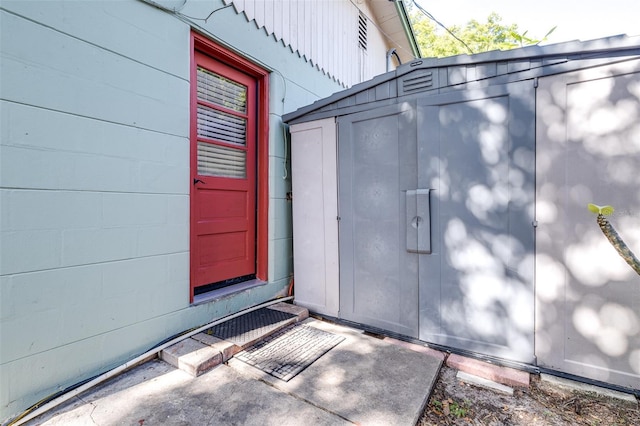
[196,67,249,178]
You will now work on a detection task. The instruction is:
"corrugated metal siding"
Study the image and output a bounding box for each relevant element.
[223,0,389,87]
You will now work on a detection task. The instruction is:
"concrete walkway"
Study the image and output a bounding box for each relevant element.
[23,314,443,426]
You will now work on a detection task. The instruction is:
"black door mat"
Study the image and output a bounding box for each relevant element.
[235,324,345,381]
[205,307,296,347]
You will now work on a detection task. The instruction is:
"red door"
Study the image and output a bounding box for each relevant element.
[191,52,257,293]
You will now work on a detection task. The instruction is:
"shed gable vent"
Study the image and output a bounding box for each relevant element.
[358,12,367,50]
[401,70,436,94]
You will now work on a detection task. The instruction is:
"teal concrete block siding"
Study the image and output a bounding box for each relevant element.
[0,0,342,421]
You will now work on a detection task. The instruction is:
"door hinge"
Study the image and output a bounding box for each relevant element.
[532,220,538,228]
[533,77,539,88]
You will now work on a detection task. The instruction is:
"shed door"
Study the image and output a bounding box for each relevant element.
[191,52,257,290]
[535,60,640,389]
[338,103,419,337]
[417,82,536,363]
[337,83,536,356]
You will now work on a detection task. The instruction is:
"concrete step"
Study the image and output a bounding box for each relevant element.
[456,371,514,395]
[161,302,308,377]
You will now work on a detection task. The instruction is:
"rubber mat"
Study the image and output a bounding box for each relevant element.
[206,307,296,347]
[236,324,345,381]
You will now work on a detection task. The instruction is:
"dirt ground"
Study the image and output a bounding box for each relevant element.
[418,365,640,425]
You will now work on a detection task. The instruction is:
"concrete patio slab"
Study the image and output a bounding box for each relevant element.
[24,360,349,426]
[22,317,443,426]
[229,318,443,426]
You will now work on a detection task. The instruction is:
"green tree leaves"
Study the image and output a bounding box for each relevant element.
[410,8,555,58]
[588,203,615,216]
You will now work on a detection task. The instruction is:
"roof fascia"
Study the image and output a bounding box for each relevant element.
[395,0,422,58]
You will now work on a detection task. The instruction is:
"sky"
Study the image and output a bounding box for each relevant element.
[413,0,640,45]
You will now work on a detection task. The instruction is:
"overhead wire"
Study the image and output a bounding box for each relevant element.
[176,3,233,22]
[141,0,293,180]
[408,0,474,55]
[140,0,423,180]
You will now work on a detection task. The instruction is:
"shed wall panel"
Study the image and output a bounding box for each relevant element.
[535,59,640,390]
[337,104,419,337]
[290,118,339,316]
[417,82,536,363]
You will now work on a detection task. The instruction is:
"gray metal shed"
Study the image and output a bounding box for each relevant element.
[284,36,640,391]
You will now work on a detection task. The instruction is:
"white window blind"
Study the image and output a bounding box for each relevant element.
[196,67,248,178]
[197,67,247,113]
[197,104,247,146]
[197,142,246,178]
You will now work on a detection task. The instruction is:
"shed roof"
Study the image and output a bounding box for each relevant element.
[284,35,640,125]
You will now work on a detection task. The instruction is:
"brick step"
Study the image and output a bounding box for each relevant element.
[160,302,308,377]
[446,353,530,389]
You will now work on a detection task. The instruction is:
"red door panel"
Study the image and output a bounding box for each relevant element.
[191,51,257,292]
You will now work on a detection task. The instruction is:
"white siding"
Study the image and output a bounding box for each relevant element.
[224,0,392,87]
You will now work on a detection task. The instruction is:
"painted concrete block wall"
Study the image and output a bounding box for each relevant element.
[0,0,343,421]
[0,2,191,418]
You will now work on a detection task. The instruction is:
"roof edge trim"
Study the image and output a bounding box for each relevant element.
[396,0,421,58]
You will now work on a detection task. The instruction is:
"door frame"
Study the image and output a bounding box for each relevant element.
[190,32,269,301]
